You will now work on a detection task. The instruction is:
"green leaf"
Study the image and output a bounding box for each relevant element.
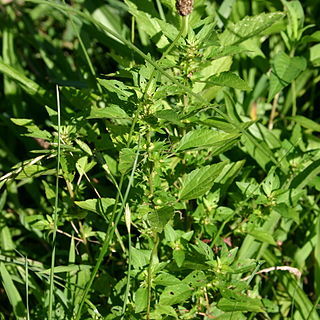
[288,115,320,132]
[220,12,285,46]
[284,0,304,41]
[0,263,26,320]
[199,72,251,90]
[248,229,277,246]
[176,129,240,151]
[119,148,136,174]
[97,79,134,101]
[124,0,169,48]
[0,60,51,105]
[182,270,207,287]
[11,118,51,140]
[155,110,182,126]
[154,273,181,286]
[75,139,93,156]
[310,43,320,67]
[159,284,193,306]
[131,248,151,269]
[179,162,226,200]
[74,198,115,215]
[39,264,91,274]
[268,52,307,101]
[135,287,148,313]
[273,203,299,223]
[217,297,264,313]
[147,206,174,233]
[173,249,185,268]
[289,158,320,190]
[87,105,130,120]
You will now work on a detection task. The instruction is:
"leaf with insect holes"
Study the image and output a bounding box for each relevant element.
[159,284,193,306]
[179,162,226,200]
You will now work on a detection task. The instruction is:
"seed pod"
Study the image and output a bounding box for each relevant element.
[176,0,193,16]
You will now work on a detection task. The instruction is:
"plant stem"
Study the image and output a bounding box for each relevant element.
[292,79,297,116]
[48,85,61,320]
[143,16,187,100]
[268,92,280,130]
[146,233,159,320]
[155,0,166,21]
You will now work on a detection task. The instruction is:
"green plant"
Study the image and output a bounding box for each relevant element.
[0,0,320,319]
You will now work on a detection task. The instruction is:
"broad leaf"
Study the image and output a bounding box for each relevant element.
[119,148,136,174]
[199,72,251,90]
[176,129,240,151]
[87,105,129,120]
[75,198,115,215]
[268,52,306,101]
[218,297,264,313]
[179,162,226,200]
[288,115,320,132]
[159,284,193,306]
[220,12,284,46]
[147,206,174,233]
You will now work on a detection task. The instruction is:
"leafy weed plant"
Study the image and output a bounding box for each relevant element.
[0,0,320,319]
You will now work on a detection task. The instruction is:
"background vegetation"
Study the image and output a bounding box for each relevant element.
[0,0,320,319]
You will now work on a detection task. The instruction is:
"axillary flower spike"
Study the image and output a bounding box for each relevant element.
[176,0,193,16]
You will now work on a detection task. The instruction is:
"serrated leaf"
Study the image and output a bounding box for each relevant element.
[179,162,226,200]
[200,72,251,90]
[220,12,285,46]
[98,79,134,101]
[15,165,55,180]
[124,0,169,48]
[176,129,240,151]
[268,52,306,101]
[284,0,304,41]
